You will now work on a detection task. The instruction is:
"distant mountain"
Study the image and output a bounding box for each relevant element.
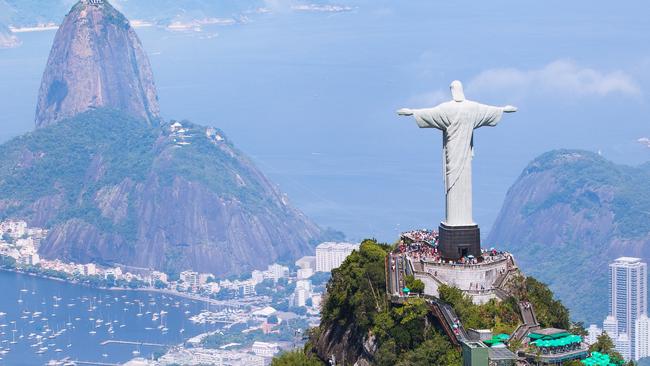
[0,109,334,276]
[35,0,160,128]
[1,0,351,29]
[487,150,650,323]
[0,22,20,48]
[1,0,262,27]
[0,0,338,276]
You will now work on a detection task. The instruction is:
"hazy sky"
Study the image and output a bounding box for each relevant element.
[0,0,648,240]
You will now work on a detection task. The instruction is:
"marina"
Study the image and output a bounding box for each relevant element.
[0,271,228,365]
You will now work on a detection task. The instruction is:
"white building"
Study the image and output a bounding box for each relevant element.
[105,267,123,279]
[636,314,650,359]
[297,267,314,280]
[604,315,618,339]
[266,263,289,281]
[27,253,40,266]
[0,220,27,238]
[239,280,256,296]
[292,280,312,307]
[251,341,279,358]
[151,271,168,284]
[315,242,359,272]
[603,257,648,360]
[295,256,316,270]
[251,270,265,284]
[586,324,603,345]
[181,270,200,290]
[617,333,632,361]
[83,263,96,276]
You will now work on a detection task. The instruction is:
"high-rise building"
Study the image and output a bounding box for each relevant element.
[603,257,648,360]
[315,242,359,272]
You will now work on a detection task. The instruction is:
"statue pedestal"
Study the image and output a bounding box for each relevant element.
[438,223,481,260]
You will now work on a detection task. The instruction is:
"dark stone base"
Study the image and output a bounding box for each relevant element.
[438,223,481,260]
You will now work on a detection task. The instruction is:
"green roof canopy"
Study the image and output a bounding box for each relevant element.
[532,335,582,348]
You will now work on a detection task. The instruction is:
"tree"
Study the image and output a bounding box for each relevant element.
[590,332,625,363]
[154,279,166,289]
[589,332,615,354]
[310,272,331,286]
[405,275,425,294]
[271,350,323,366]
[563,360,583,366]
[525,277,570,329]
[268,315,279,324]
[0,255,17,269]
[395,333,462,366]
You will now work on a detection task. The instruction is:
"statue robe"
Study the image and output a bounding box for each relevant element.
[412,100,503,226]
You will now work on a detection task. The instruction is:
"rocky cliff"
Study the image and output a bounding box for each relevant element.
[35,0,160,128]
[0,109,330,276]
[0,22,20,48]
[1,0,336,276]
[487,150,650,323]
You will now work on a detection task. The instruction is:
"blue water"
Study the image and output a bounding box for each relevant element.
[0,271,222,365]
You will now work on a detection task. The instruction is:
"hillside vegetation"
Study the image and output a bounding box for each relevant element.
[298,239,572,366]
[488,150,650,323]
[0,109,329,276]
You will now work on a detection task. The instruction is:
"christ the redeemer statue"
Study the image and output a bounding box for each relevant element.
[397,80,516,259]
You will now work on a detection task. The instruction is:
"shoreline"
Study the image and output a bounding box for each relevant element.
[0,267,232,306]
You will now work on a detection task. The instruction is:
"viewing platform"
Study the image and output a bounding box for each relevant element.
[394,229,520,304]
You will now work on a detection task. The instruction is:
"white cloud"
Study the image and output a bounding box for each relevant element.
[466,60,641,100]
[639,137,650,148]
[261,0,295,13]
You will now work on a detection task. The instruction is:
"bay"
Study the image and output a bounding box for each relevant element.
[0,270,224,365]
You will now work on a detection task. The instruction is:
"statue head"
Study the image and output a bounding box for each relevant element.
[450,80,465,102]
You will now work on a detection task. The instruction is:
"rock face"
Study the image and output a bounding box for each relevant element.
[35,0,160,128]
[0,22,20,49]
[0,109,331,276]
[487,150,650,323]
[0,0,335,276]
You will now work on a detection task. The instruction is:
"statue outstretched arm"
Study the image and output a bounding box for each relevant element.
[397,106,446,130]
[503,105,517,113]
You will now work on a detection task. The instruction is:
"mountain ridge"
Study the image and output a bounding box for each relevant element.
[0,108,334,275]
[487,149,650,323]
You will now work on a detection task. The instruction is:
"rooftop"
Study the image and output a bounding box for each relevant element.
[488,347,517,361]
[316,242,359,250]
[613,257,643,264]
[531,328,567,336]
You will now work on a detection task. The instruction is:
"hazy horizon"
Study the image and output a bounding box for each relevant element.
[1,0,649,242]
